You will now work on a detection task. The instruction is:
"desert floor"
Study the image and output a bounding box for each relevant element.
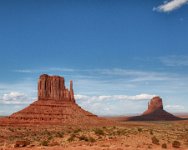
[0,120,188,150]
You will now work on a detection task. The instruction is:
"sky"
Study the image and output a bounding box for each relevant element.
[0,0,188,116]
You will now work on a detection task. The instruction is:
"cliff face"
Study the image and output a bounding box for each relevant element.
[38,74,75,102]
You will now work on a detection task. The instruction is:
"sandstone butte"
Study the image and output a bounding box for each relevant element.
[0,74,114,126]
[127,96,182,121]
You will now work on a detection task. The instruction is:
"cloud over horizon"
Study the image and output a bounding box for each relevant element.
[160,55,188,67]
[154,0,188,12]
[0,91,31,104]
[75,94,155,116]
[75,94,156,102]
[1,65,188,116]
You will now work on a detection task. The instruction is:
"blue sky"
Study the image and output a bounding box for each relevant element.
[0,0,188,116]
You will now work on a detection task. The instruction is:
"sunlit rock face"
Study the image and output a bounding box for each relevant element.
[38,74,75,102]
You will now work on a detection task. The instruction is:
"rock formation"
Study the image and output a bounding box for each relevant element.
[143,96,163,115]
[127,96,182,121]
[0,74,113,126]
[38,74,75,102]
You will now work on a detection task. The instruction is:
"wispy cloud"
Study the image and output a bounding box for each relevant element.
[165,104,185,112]
[75,94,155,116]
[75,94,156,101]
[2,67,188,115]
[154,0,188,12]
[14,67,76,73]
[0,91,33,104]
[15,67,177,82]
[160,55,188,67]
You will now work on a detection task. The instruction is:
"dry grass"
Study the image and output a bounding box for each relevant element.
[0,121,188,149]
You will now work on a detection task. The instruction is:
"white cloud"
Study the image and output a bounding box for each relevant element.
[154,0,188,12]
[0,91,33,104]
[75,94,155,116]
[14,67,76,73]
[160,55,188,67]
[75,93,156,101]
[3,92,25,101]
[14,67,178,82]
[165,104,185,112]
[1,67,188,115]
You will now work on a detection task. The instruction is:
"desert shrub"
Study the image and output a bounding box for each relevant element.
[161,143,167,149]
[42,130,51,136]
[49,141,59,146]
[67,134,76,142]
[116,130,122,135]
[56,132,64,138]
[48,135,53,140]
[150,130,153,135]
[8,128,14,132]
[172,141,181,148]
[88,137,96,143]
[41,140,48,146]
[94,128,105,136]
[151,136,159,145]
[74,129,81,134]
[137,128,142,132]
[78,135,88,141]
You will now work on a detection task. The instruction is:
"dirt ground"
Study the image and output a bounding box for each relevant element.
[0,120,188,150]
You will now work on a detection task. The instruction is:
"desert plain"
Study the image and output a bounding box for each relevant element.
[0,119,188,150]
[0,75,188,150]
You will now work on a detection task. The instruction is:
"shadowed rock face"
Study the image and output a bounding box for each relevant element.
[0,74,113,126]
[127,96,182,121]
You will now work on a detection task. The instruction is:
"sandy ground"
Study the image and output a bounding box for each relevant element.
[1,121,188,150]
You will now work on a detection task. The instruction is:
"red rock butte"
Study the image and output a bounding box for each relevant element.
[127,96,182,121]
[0,74,113,126]
[38,74,75,102]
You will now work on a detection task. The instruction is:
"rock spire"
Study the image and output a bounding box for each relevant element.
[38,74,75,102]
[0,74,114,126]
[127,96,182,121]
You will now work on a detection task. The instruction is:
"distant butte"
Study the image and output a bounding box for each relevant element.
[127,96,182,121]
[0,74,113,126]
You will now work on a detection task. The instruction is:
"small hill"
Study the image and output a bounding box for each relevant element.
[127,96,182,121]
